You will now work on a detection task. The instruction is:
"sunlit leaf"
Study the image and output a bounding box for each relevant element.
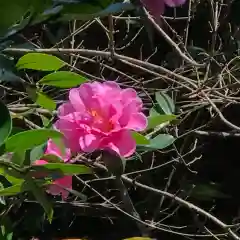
[32,163,92,175]
[0,183,23,196]
[132,132,150,145]
[148,134,175,149]
[5,129,63,152]
[39,71,87,88]
[16,53,65,71]
[147,114,176,130]
[36,91,56,111]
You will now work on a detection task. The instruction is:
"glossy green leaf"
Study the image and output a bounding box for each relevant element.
[149,134,175,149]
[155,92,175,114]
[36,91,56,111]
[131,132,150,145]
[39,71,87,88]
[0,101,12,147]
[5,129,63,152]
[24,177,53,222]
[11,150,26,167]
[0,183,23,196]
[147,114,176,130]
[146,134,175,150]
[29,143,46,163]
[40,154,63,163]
[16,53,66,71]
[32,163,92,175]
[0,168,24,185]
[40,115,51,127]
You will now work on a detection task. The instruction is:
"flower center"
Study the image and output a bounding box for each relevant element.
[90,109,114,132]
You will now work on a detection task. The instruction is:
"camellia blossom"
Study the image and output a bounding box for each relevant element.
[34,139,72,200]
[55,81,147,157]
[141,0,186,18]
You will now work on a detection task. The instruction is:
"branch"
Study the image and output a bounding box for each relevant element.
[121,175,240,240]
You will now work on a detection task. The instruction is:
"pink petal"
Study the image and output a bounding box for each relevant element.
[118,102,145,128]
[48,175,72,200]
[45,139,71,162]
[107,130,136,157]
[127,113,148,131]
[121,88,137,99]
[164,0,186,7]
[103,81,121,91]
[54,119,82,152]
[69,88,86,112]
[34,159,47,165]
[79,133,100,152]
[57,102,75,117]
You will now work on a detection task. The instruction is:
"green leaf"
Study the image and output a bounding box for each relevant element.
[0,1,31,36]
[0,183,23,196]
[36,91,56,111]
[16,53,66,71]
[40,115,51,127]
[0,101,12,147]
[0,168,24,185]
[32,163,92,175]
[147,114,177,130]
[11,150,26,167]
[145,134,175,150]
[131,132,150,145]
[39,71,87,88]
[5,129,63,152]
[0,216,13,240]
[24,177,53,222]
[40,154,63,163]
[155,92,175,114]
[29,144,46,163]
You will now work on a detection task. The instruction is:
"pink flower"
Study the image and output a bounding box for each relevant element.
[55,81,147,157]
[141,0,186,18]
[34,139,72,200]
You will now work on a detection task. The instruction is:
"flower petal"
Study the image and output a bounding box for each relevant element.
[69,88,86,112]
[79,133,101,152]
[54,119,82,152]
[57,102,75,117]
[48,176,72,200]
[127,113,148,131]
[107,130,136,157]
[45,139,71,162]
